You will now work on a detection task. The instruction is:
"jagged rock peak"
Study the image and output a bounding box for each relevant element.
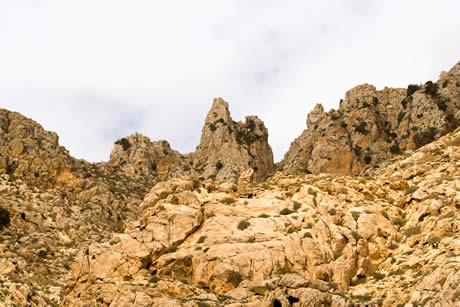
[280,61,460,176]
[110,133,189,179]
[193,97,274,182]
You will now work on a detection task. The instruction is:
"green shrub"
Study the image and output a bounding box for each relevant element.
[397,111,406,123]
[208,123,217,132]
[328,208,337,216]
[221,197,236,205]
[237,220,250,230]
[215,161,223,170]
[390,143,401,154]
[115,138,131,151]
[352,295,372,302]
[413,127,437,148]
[352,231,363,241]
[355,121,368,135]
[276,266,295,275]
[364,155,372,164]
[197,236,206,243]
[149,275,160,283]
[407,84,420,96]
[404,226,421,237]
[303,232,313,239]
[373,272,385,280]
[351,277,367,286]
[226,270,243,287]
[167,245,178,253]
[392,217,406,227]
[258,213,270,218]
[351,211,361,222]
[424,81,438,96]
[280,208,294,215]
[0,206,10,230]
[293,201,302,210]
[123,274,133,281]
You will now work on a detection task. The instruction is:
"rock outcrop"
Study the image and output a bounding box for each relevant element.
[0,62,459,307]
[280,61,460,176]
[63,128,460,307]
[109,133,190,180]
[192,97,274,182]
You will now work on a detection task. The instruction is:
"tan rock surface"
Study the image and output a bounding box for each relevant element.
[280,61,460,176]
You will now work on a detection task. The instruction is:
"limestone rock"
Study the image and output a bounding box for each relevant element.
[193,98,274,182]
[280,61,460,176]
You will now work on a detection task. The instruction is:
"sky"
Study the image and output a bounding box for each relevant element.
[1,1,459,162]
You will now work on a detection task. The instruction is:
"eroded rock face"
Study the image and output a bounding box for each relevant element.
[280,61,460,176]
[64,128,460,306]
[109,133,190,180]
[193,98,275,182]
[0,109,79,188]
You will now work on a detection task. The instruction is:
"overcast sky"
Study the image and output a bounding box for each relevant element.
[1,1,459,162]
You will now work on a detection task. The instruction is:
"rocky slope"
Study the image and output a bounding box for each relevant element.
[109,98,275,183]
[280,61,460,176]
[61,128,459,306]
[0,63,459,306]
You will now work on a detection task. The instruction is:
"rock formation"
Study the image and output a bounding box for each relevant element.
[63,128,460,306]
[109,133,190,180]
[0,62,458,306]
[192,97,274,182]
[280,61,460,176]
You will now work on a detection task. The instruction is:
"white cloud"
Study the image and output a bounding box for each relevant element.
[1,1,459,162]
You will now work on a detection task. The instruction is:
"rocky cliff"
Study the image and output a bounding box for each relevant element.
[62,128,460,306]
[192,98,274,182]
[279,61,460,176]
[0,62,459,306]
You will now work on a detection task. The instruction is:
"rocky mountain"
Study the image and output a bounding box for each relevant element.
[192,98,274,182]
[108,97,274,183]
[279,61,460,176]
[63,128,459,306]
[0,62,458,306]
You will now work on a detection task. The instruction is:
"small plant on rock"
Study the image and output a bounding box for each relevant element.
[237,220,250,230]
[0,206,10,230]
[221,197,237,205]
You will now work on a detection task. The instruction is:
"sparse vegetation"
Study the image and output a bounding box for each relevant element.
[276,266,295,275]
[167,245,178,253]
[351,231,363,241]
[351,211,361,222]
[280,208,294,215]
[424,81,438,96]
[0,206,10,230]
[406,84,420,96]
[413,127,437,148]
[221,197,237,205]
[293,201,302,210]
[237,220,250,230]
[373,272,385,280]
[115,138,131,151]
[390,143,401,154]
